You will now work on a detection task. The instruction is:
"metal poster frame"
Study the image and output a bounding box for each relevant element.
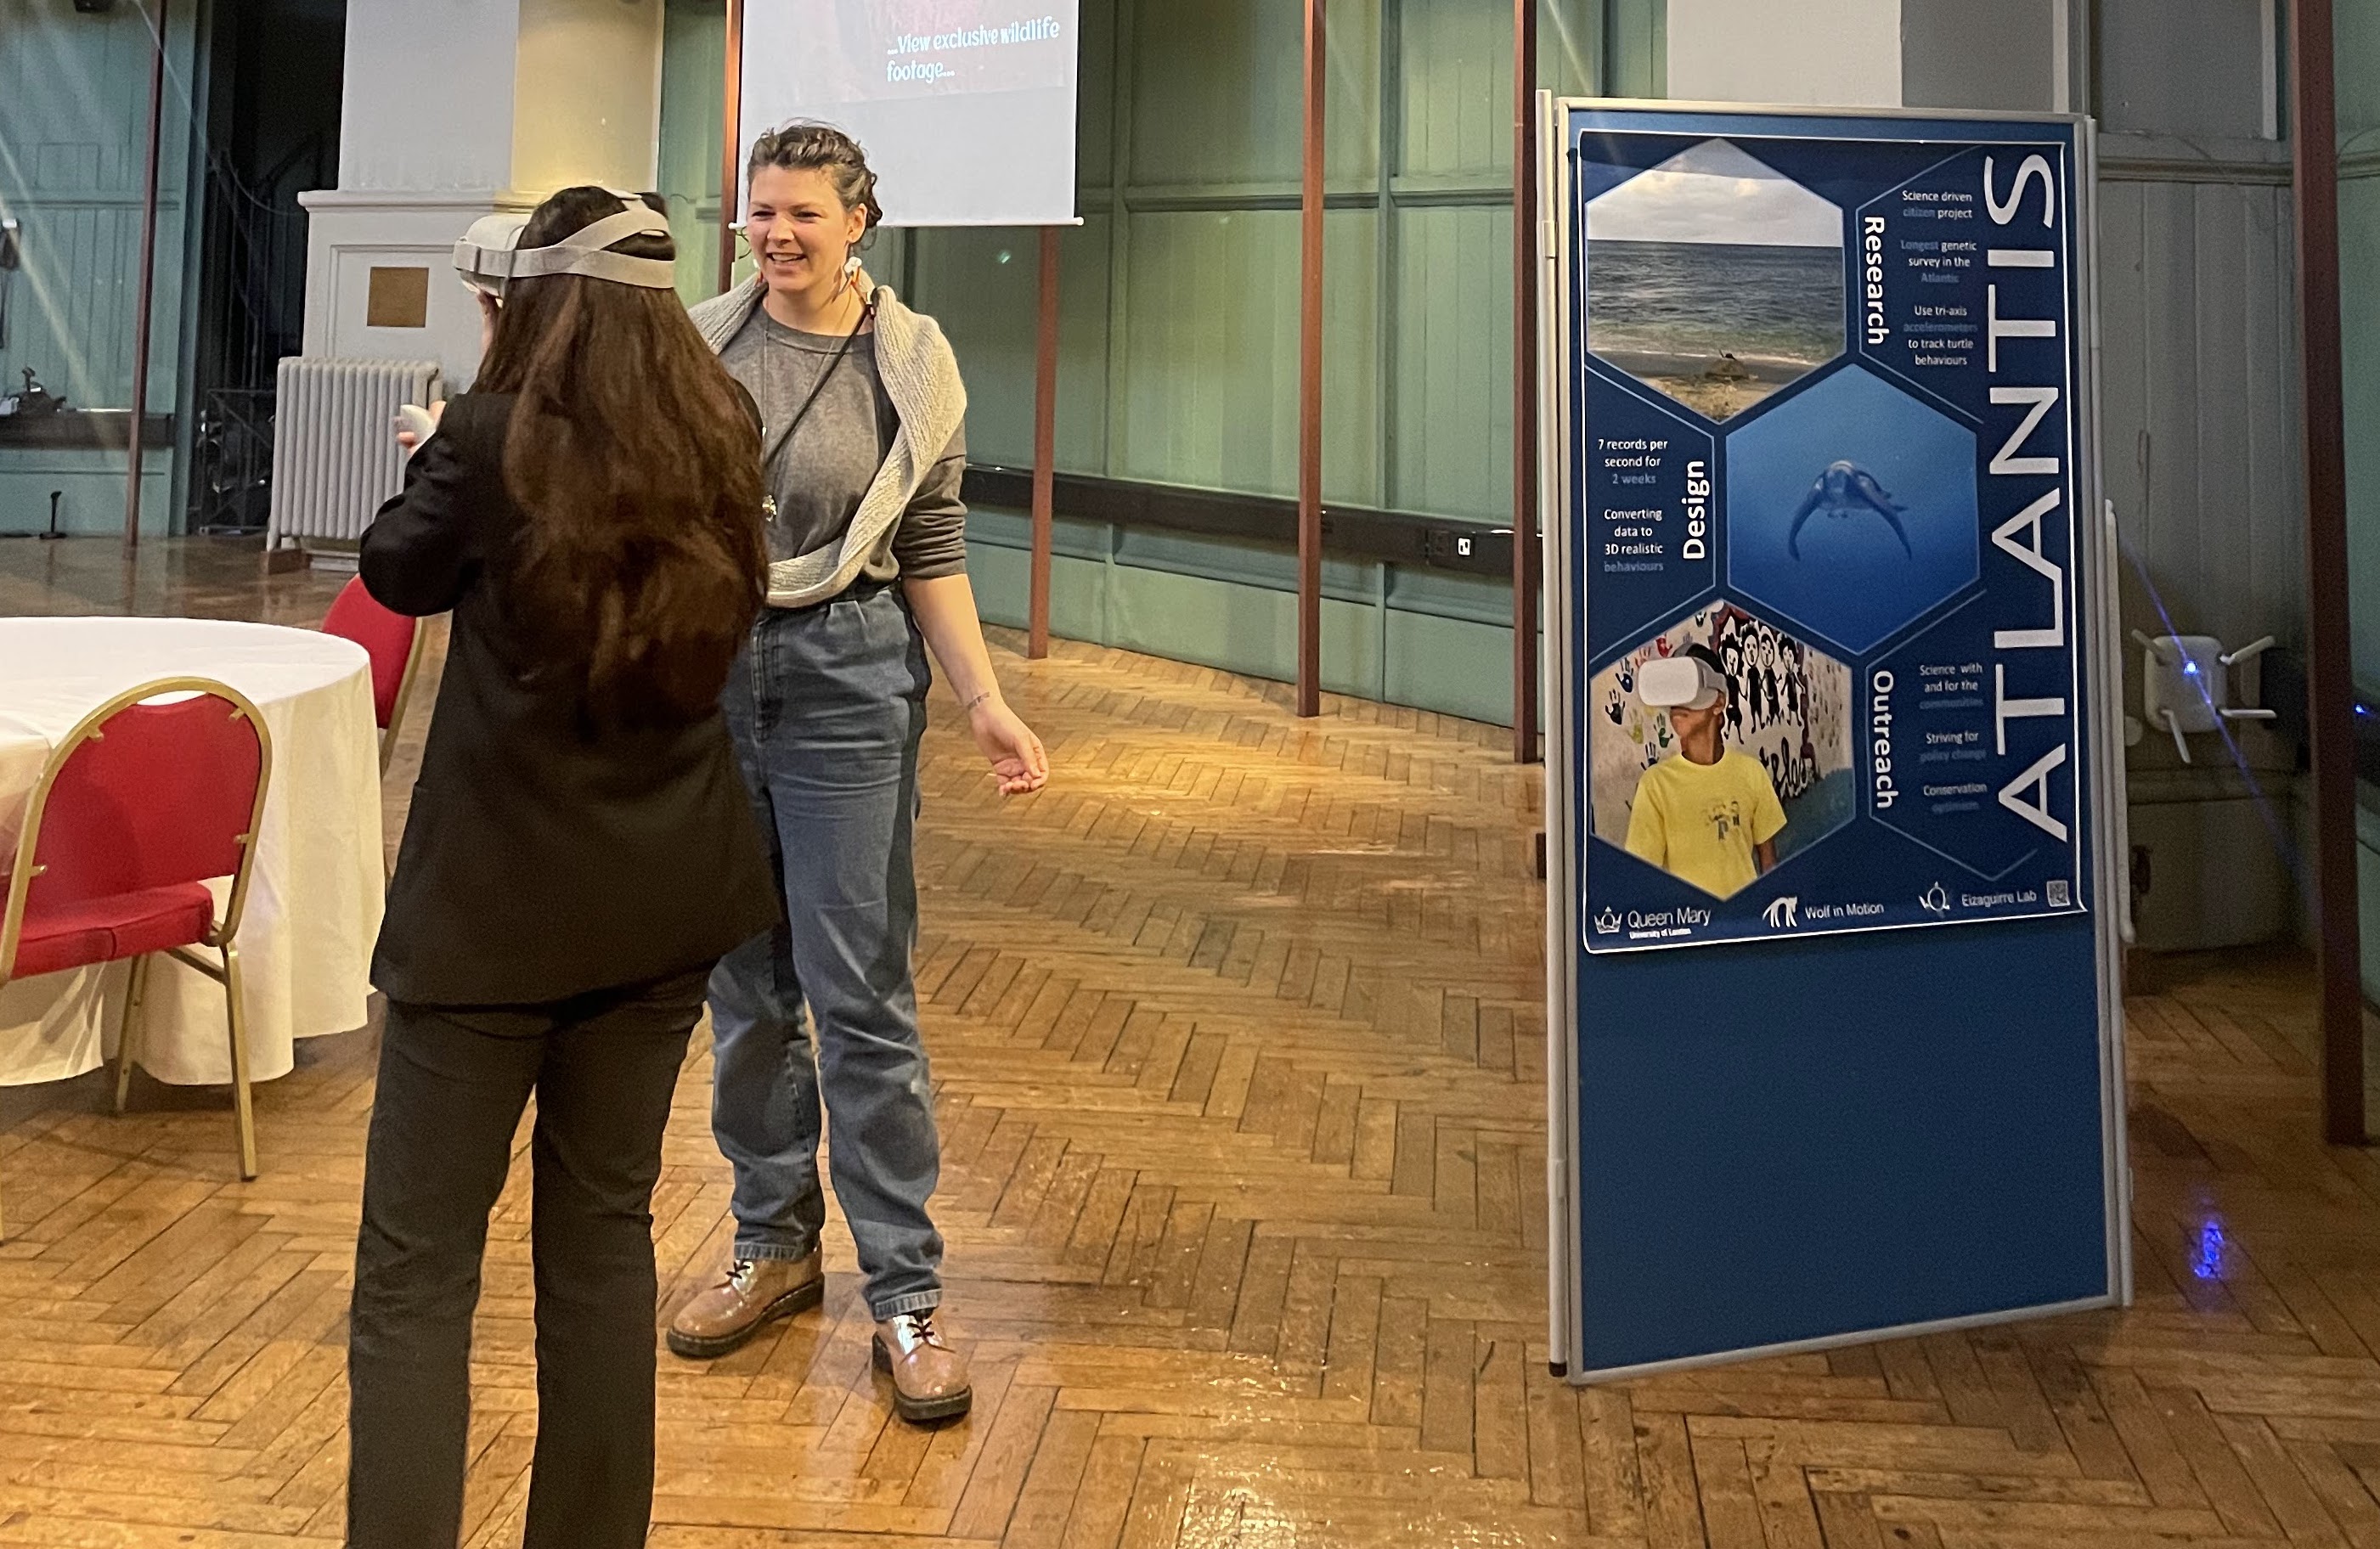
[1537,94,2131,1383]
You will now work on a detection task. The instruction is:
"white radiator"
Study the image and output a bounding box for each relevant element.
[267,358,443,553]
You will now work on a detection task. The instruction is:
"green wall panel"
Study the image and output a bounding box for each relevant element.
[967,508,1526,724]
[1387,564,1516,626]
[967,534,1109,642]
[2362,807,2380,1005]
[913,228,1041,465]
[0,0,204,535]
[1108,565,1385,698]
[1114,207,1379,504]
[2345,174,2380,690]
[1400,0,1515,180]
[912,219,1115,471]
[1128,0,1381,189]
[1391,205,1514,520]
[658,0,725,302]
[1076,0,1120,190]
[0,463,172,539]
[1386,608,1520,724]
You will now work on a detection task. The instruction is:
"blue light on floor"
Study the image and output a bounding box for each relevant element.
[2190,1219,2225,1280]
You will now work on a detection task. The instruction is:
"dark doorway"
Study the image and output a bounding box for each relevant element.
[187,0,344,533]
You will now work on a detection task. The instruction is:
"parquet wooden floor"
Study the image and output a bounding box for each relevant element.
[5,537,2380,1547]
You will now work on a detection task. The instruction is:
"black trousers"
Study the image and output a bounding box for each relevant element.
[346,970,708,1549]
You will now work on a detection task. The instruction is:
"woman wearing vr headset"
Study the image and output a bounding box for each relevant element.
[666,123,1046,1424]
[345,187,778,1547]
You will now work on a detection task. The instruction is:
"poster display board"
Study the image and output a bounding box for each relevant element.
[1573,119,2089,951]
[1540,99,2129,1381]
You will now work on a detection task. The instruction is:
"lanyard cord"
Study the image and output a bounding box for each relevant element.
[762,296,875,481]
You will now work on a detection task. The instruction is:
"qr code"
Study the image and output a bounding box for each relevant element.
[2047,879,2071,907]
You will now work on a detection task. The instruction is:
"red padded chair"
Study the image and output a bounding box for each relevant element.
[0,679,272,1240]
[322,575,425,773]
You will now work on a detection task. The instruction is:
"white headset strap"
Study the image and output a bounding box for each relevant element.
[456,203,679,290]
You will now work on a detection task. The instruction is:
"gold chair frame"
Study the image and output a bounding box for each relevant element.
[378,618,430,775]
[0,678,274,1241]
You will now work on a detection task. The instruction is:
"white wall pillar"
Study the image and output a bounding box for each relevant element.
[513,0,668,196]
[1665,0,2074,114]
[298,0,664,384]
[1665,0,1905,107]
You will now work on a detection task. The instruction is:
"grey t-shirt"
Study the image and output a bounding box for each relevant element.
[718,307,969,590]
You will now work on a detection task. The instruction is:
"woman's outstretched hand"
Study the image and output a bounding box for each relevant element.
[969,696,1048,795]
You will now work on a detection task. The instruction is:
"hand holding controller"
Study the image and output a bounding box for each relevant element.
[395,402,442,454]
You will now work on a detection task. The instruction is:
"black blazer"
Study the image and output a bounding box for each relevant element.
[362,391,779,1007]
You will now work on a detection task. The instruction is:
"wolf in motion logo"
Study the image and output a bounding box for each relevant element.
[1762,896,1800,930]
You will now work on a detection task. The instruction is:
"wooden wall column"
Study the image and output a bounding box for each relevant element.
[1511,0,1541,761]
[1296,0,1327,718]
[1029,227,1060,658]
[2287,0,2367,1145]
[122,0,170,549]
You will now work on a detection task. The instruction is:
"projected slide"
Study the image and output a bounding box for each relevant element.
[819,3,1070,99]
[742,2,1080,228]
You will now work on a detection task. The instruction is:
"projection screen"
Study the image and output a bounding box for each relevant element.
[737,2,1081,228]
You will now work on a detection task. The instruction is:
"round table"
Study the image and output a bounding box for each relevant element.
[0,617,385,1087]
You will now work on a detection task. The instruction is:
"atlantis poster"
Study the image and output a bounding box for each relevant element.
[1566,117,2094,954]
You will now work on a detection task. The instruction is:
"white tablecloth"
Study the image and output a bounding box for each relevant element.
[0,617,385,1086]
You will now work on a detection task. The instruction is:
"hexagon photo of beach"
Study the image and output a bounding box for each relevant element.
[1586,138,1847,422]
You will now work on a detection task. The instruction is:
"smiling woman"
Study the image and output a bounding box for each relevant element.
[671,121,1048,1427]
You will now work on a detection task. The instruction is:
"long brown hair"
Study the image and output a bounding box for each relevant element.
[474,186,765,724]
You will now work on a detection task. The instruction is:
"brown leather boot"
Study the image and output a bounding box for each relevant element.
[873,1311,972,1423]
[666,1251,824,1359]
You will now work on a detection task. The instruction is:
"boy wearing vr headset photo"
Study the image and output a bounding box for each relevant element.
[1625,644,1787,898]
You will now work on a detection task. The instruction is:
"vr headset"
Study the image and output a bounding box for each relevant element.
[453,194,676,297]
[1638,652,1729,713]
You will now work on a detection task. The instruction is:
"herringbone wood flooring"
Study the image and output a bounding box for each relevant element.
[4,538,2380,1547]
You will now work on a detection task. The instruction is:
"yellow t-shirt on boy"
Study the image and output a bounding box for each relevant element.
[1622,747,1787,899]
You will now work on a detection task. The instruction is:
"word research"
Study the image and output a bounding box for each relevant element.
[1981,151,2072,848]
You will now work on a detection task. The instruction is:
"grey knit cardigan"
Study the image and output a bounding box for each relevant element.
[690,275,967,610]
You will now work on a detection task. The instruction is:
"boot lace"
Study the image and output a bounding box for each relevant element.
[890,1310,949,1350]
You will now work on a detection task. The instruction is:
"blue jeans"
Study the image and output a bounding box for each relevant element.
[708,587,945,1321]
